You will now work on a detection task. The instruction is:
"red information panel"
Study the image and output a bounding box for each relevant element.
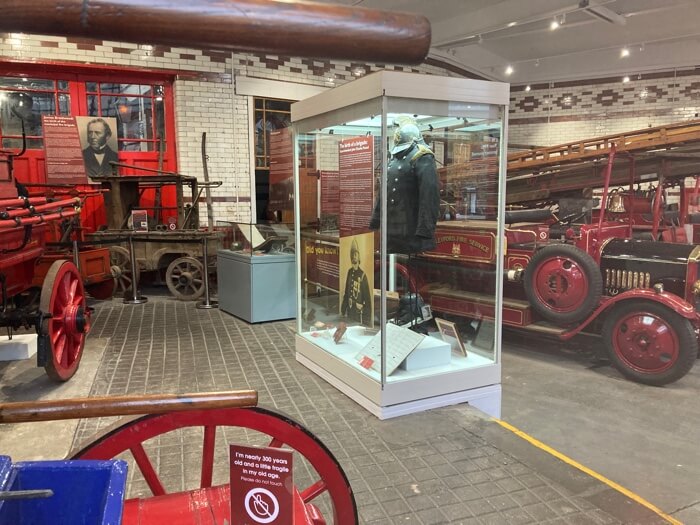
[231,444,293,525]
[42,115,88,184]
[320,170,340,214]
[339,137,373,237]
[304,240,340,291]
[269,128,294,211]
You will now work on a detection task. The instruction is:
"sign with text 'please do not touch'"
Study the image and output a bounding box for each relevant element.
[231,444,293,524]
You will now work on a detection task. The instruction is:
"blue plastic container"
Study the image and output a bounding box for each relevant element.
[0,455,127,525]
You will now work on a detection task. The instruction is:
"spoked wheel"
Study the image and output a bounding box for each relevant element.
[524,244,602,325]
[602,301,697,386]
[72,406,358,524]
[40,260,89,382]
[166,256,205,301]
[110,246,141,298]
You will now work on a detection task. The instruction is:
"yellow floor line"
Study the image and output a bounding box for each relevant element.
[493,418,682,525]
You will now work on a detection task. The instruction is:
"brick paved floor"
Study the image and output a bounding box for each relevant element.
[71,297,639,524]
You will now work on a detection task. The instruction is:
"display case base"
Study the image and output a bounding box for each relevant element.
[296,352,501,420]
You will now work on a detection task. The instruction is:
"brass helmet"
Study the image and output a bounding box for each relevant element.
[391,115,421,155]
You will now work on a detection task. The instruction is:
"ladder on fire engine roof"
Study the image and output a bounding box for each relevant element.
[507,119,700,172]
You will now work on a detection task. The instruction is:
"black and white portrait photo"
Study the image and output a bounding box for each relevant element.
[76,116,119,178]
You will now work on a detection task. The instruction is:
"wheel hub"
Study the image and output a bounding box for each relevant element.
[614,313,677,372]
[178,271,193,285]
[64,305,89,334]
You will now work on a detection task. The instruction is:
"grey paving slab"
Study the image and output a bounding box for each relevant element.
[53,297,667,524]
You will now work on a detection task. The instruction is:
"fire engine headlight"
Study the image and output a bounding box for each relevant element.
[693,280,700,297]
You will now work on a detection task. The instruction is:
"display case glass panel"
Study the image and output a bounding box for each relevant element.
[216,220,295,256]
[292,72,508,418]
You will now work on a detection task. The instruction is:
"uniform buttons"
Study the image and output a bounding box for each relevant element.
[392,188,396,192]
[390,199,395,203]
[394,178,399,182]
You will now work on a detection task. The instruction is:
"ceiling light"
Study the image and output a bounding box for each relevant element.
[550,19,560,30]
[622,76,630,83]
[505,65,514,75]
[525,85,531,92]
[507,22,517,27]
[620,47,630,58]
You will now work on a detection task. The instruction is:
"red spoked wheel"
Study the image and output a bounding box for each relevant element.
[602,301,697,386]
[40,260,89,382]
[524,244,602,325]
[71,406,358,525]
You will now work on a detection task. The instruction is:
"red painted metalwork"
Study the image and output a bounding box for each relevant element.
[560,288,698,341]
[596,144,617,234]
[610,310,679,374]
[530,255,590,314]
[72,406,358,524]
[39,260,89,381]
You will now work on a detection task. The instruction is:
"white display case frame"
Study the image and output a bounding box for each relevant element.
[292,71,509,419]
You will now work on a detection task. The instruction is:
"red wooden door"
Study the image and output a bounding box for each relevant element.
[0,66,178,231]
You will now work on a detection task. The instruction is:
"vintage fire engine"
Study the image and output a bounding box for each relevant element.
[412,122,700,386]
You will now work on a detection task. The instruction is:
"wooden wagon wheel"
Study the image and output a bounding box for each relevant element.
[166,256,205,301]
[40,260,89,381]
[110,246,141,298]
[72,406,358,524]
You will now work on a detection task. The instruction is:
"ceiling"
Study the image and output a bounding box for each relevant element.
[320,0,700,85]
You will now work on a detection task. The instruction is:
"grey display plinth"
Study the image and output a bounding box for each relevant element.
[217,250,296,323]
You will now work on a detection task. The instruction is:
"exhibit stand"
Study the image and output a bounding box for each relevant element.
[291,71,509,419]
[217,222,296,323]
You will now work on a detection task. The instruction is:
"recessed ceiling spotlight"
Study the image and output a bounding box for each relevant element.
[550,18,560,30]
[622,76,630,83]
[525,85,531,92]
[507,22,517,27]
[620,47,630,58]
[505,65,514,75]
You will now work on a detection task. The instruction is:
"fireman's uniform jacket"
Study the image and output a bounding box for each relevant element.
[369,141,440,254]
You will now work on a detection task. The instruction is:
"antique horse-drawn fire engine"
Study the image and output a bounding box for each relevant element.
[412,121,700,386]
[0,121,99,381]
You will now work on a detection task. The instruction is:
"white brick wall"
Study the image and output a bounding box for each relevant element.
[0,33,459,225]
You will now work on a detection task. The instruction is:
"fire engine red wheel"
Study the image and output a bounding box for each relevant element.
[40,260,89,382]
[524,244,602,325]
[71,406,358,524]
[602,302,697,386]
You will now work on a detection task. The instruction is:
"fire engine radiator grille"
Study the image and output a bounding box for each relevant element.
[605,269,651,292]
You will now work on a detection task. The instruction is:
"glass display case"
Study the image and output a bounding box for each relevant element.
[218,220,295,255]
[217,221,296,323]
[292,72,509,419]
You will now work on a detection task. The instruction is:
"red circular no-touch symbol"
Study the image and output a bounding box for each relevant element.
[244,488,280,524]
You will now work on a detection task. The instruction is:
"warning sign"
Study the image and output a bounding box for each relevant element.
[230,444,293,524]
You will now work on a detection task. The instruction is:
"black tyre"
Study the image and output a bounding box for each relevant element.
[524,244,602,325]
[602,301,697,386]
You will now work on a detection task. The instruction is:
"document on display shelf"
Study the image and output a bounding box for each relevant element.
[355,322,425,375]
[238,224,266,250]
